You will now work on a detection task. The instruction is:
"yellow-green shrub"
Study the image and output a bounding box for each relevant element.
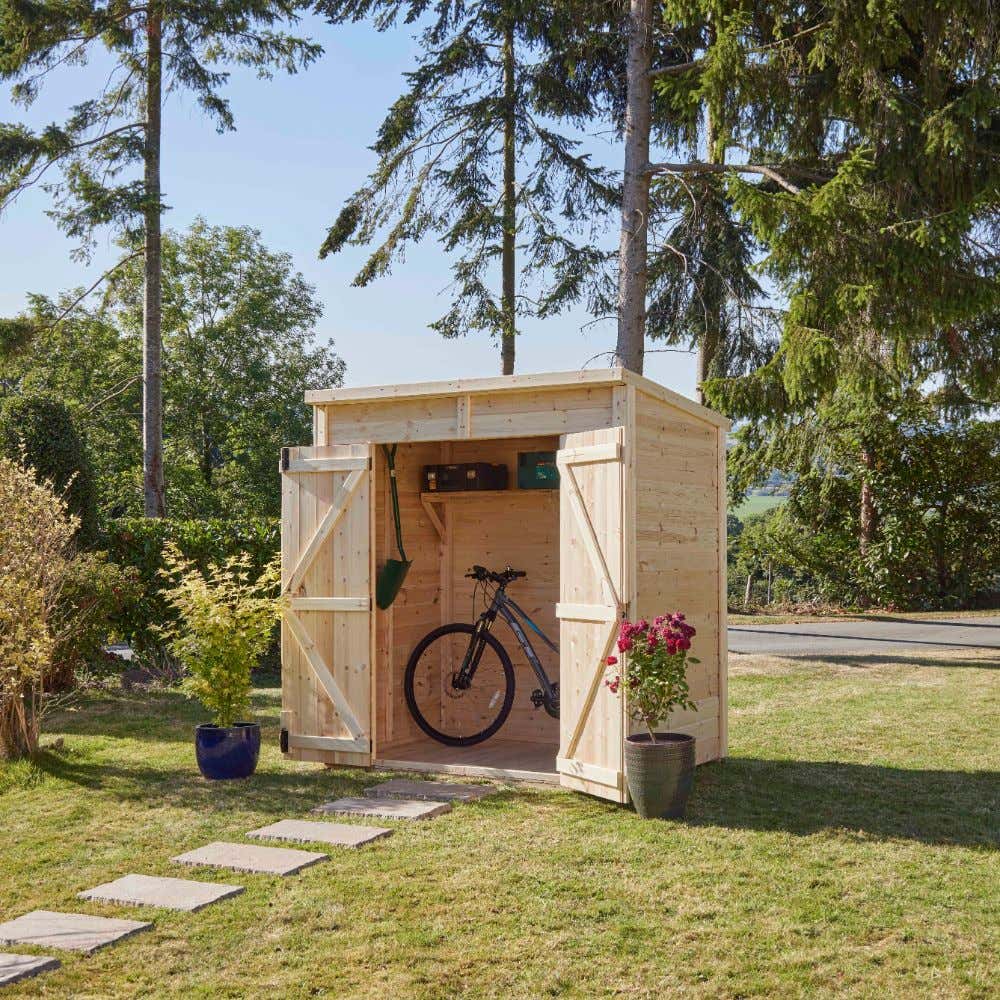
[159,546,282,727]
[0,458,75,758]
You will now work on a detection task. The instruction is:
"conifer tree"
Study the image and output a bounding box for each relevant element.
[0,1,319,515]
[318,1,616,374]
[672,1,1000,558]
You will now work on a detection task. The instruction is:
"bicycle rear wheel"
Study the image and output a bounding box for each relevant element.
[403,624,515,746]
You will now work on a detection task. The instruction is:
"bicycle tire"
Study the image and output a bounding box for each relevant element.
[403,623,516,746]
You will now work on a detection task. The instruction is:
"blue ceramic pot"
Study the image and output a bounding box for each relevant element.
[194,722,260,780]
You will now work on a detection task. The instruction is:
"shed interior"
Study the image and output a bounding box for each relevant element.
[372,434,563,781]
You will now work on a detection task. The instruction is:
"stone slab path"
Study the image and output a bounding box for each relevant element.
[0,911,151,954]
[79,874,244,913]
[314,797,452,821]
[365,779,495,803]
[0,953,61,986]
[173,841,328,876]
[247,819,393,848]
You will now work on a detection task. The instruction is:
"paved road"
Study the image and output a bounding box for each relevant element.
[728,616,1000,657]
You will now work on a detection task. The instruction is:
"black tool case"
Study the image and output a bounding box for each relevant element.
[423,462,509,492]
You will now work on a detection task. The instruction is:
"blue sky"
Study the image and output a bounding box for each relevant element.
[0,14,699,397]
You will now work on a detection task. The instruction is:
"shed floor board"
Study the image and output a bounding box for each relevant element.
[376,738,559,784]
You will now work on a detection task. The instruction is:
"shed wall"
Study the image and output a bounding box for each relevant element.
[631,390,726,763]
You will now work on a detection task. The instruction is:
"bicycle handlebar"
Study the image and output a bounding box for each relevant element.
[465,564,527,585]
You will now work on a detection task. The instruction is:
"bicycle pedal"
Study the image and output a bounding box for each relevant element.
[530,689,545,709]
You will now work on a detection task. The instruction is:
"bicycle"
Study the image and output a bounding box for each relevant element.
[403,565,560,746]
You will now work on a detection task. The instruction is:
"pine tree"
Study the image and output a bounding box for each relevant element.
[318,0,616,374]
[679,1,1000,561]
[0,1,319,515]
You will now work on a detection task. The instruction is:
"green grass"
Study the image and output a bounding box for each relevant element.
[731,494,787,518]
[2,654,998,999]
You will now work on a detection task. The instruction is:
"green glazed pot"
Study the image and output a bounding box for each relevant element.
[625,732,695,819]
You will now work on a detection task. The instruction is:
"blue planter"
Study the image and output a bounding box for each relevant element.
[194,723,260,780]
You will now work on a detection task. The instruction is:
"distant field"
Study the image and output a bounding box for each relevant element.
[731,494,787,518]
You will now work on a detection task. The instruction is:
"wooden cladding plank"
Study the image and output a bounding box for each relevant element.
[555,602,618,623]
[284,457,369,474]
[306,368,624,404]
[287,734,370,754]
[289,597,369,612]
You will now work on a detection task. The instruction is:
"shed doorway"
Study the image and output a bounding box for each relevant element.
[371,434,564,783]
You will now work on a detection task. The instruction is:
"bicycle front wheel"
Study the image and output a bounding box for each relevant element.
[403,624,515,746]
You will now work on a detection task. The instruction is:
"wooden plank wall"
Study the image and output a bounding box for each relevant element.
[631,390,724,764]
[317,386,614,444]
[374,436,561,754]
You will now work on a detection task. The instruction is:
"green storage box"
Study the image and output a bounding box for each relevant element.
[517,451,560,490]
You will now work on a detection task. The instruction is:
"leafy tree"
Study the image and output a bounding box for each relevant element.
[318,0,616,373]
[0,394,99,544]
[2,220,343,520]
[0,1,321,515]
[109,219,345,517]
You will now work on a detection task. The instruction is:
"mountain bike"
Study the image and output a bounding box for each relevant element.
[403,565,559,746]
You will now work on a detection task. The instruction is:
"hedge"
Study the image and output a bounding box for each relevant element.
[103,517,279,657]
[0,395,98,544]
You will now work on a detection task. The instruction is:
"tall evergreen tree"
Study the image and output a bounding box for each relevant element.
[318,0,616,374]
[0,1,320,515]
[670,1,1000,558]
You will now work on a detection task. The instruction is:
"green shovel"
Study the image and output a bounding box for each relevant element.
[376,443,412,609]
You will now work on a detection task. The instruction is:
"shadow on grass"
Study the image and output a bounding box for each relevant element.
[773,653,1000,670]
[45,685,283,745]
[687,757,1000,848]
[30,748,371,815]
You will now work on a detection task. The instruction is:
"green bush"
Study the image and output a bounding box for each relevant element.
[49,552,142,691]
[0,395,98,543]
[103,517,279,658]
[159,546,282,726]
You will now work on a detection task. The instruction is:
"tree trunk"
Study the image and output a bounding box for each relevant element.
[500,20,517,376]
[696,95,723,405]
[744,569,755,608]
[614,0,653,375]
[143,5,165,517]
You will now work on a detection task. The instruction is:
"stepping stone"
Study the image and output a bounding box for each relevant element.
[0,953,60,986]
[172,841,327,876]
[0,911,151,954]
[247,819,392,849]
[79,874,243,913]
[313,796,451,820]
[365,778,495,803]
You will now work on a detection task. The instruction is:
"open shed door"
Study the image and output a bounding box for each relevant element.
[280,444,372,766]
[555,427,628,802]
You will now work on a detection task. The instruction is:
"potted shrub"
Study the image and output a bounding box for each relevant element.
[160,545,282,780]
[605,614,700,819]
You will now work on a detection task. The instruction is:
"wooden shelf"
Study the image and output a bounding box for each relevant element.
[420,489,555,502]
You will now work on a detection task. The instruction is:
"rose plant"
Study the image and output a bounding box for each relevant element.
[605,614,700,742]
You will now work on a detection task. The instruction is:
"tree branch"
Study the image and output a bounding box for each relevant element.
[647,159,804,195]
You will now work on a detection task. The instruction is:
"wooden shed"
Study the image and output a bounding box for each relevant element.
[279,369,729,803]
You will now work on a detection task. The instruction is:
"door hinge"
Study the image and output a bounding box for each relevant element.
[280,447,290,472]
[279,728,289,753]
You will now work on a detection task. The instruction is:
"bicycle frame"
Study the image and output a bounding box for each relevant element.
[457,586,559,705]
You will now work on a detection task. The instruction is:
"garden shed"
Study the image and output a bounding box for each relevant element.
[279,369,729,803]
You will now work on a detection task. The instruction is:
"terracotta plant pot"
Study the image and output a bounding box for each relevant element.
[624,732,695,819]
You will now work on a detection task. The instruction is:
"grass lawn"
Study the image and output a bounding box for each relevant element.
[729,608,1000,626]
[731,494,787,519]
[2,653,998,999]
